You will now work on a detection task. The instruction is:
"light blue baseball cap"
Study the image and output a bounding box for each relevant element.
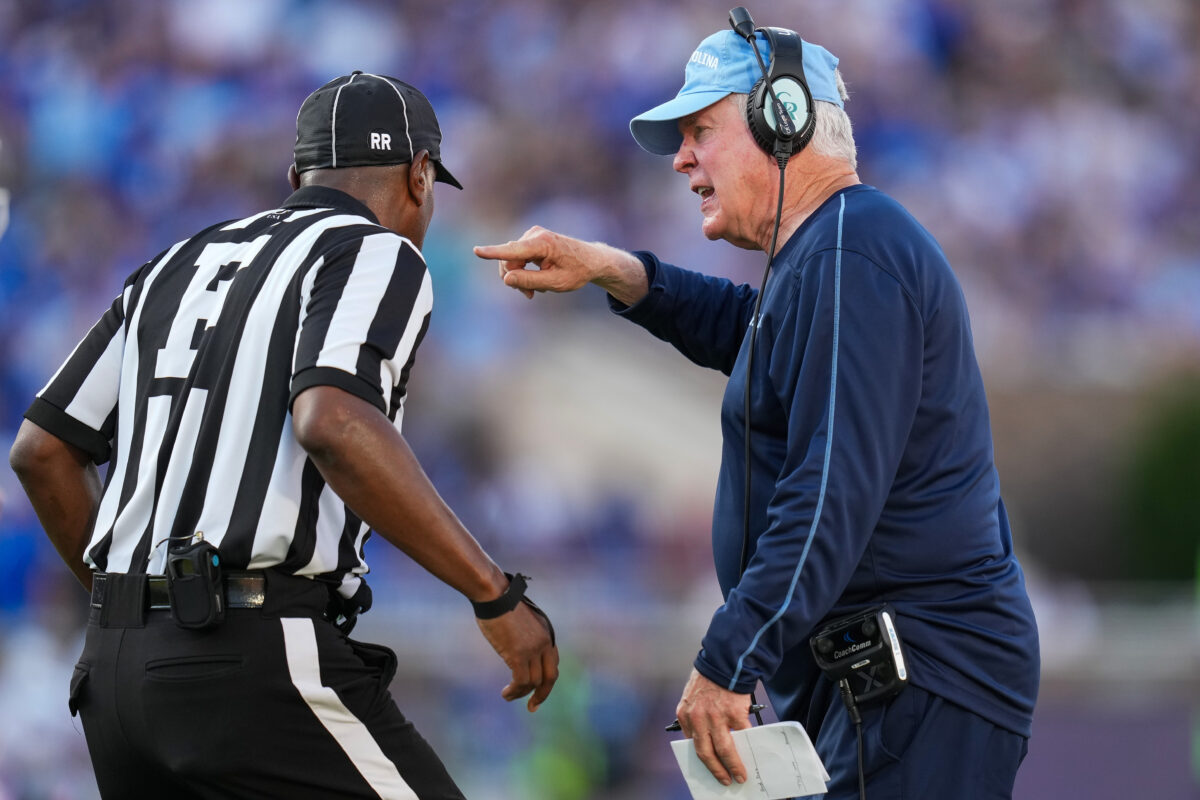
[630,28,842,155]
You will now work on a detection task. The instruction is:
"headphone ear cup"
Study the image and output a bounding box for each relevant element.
[747,76,818,156]
[745,78,779,155]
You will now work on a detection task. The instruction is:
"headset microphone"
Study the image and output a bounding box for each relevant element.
[728,6,755,38]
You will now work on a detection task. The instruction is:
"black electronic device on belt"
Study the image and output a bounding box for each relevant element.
[809,605,908,707]
[165,532,225,630]
[811,606,908,800]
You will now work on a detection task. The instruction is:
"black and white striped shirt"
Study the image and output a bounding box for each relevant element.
[25,186,432,601]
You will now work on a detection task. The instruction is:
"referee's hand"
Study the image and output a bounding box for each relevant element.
[475,602,559,712]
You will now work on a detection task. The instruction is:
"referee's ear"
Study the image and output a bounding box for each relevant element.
[408,150,432,206]
[288,164,301,191]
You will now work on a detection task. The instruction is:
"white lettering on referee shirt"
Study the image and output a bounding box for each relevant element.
[155,239,266,379]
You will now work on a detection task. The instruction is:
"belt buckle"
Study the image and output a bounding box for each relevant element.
[90,573,107,609]
[226,573,267,609]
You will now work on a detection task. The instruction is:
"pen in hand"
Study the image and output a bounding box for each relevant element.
[665,704,766,732]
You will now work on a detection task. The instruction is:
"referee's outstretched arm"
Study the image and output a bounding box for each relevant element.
[10,420,101,593]
[292,383,560,712]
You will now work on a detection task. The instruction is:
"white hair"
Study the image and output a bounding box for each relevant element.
[729,70,857,170]
[811,70,856,169]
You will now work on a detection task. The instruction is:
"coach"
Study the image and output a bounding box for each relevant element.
[476,15,1039,800]
[10,72,557,799]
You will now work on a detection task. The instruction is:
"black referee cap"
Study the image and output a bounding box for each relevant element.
[294,71,462,189]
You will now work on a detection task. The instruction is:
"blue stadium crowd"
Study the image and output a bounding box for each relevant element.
[0,0,1197,797]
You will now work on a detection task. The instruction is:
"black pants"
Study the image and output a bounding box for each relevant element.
[71,572,465,799]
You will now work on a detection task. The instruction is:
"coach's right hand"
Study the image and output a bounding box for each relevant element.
[474,226,650,307]
[476,601,559,712]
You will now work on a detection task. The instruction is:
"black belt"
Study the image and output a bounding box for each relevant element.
[91,570,268,611]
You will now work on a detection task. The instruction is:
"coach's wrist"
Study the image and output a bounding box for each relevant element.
[593,246,650,307]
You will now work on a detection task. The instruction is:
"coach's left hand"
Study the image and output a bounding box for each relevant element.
[675,668,751,786]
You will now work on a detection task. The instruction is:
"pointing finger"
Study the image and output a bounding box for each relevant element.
[473,240,544,264]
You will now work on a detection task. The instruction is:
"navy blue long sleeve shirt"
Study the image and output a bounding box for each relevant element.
[610,184,1039,737]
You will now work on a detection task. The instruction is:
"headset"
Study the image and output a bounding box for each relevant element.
[729,7,816,162]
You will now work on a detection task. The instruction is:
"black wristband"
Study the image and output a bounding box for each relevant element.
[471,572,529,619]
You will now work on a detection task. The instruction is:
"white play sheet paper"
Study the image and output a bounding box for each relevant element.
[671,721,830,799]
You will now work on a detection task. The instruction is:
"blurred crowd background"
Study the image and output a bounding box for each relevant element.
[1,0,1198,797]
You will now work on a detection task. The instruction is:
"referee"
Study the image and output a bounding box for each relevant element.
[8,72,558,799]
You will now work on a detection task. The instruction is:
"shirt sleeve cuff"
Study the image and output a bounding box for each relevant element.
[606,251,662,318]
[290,366,386,414]
[694,651,759,695]
[23,398,111,465]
